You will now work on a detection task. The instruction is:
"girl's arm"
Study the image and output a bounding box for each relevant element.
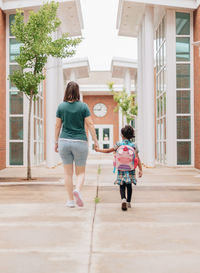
[137,153,143,177]
[95,147,115,153]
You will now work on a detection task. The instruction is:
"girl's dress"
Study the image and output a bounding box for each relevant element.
[113,139,138,186]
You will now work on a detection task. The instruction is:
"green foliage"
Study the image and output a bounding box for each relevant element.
[108,82,138,124]
[9,1,82,98]
[94,197,100,204]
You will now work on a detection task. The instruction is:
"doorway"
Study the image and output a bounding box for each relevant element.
[89,125,113,153]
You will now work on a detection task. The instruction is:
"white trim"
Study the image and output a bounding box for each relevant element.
[166,9,176,167]
[79,84,136,92]
[89,125,113,154]
[75,0,84,29]
[190,11,194,167]
[121,0,197,9]
[6,13,9,167]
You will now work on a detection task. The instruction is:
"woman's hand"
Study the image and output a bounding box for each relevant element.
[138,170,143,177]
[94,141,99,150]
[55,143,58,153]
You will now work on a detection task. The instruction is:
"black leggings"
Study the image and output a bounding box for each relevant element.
[120,183,132,202]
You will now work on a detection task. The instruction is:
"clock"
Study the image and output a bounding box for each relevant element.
[93,103,107,117]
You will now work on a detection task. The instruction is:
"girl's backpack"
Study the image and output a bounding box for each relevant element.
[113,144,138,172]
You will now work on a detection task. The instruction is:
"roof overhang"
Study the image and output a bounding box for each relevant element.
[2,0,83,36]
[63,57,90,80]
[117,0,197,37]
[111,57,137,79]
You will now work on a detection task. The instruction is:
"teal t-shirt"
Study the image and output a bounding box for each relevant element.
[56,101,90,141]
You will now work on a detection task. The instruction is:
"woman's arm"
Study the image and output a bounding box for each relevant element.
[54,117,62,152]
[95,147,115,153]
[85,116,99,149]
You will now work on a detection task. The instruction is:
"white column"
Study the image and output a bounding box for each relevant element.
[80,92,83,101]
[137,26,144,160]
[143,7,155,167]
[166,10,176,166]
[46,56,59,167]
[141,18,146,164]
[124,69,131,96]
[70,70,76,81]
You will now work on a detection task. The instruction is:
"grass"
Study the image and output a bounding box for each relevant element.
[97,165,101,175]
[94,196,100,204]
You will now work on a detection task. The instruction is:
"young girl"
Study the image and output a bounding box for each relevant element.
[95,125,142,211]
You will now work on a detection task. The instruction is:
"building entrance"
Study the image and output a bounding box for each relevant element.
[89,125,113,153]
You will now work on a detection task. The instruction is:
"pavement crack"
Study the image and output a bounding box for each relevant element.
[88,164,100,273]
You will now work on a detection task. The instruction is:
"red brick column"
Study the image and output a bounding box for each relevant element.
[194,8,200,169]
[0,10,6,170]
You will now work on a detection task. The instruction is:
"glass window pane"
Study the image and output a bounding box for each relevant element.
[95,128,99,141]
[176,64,190,89]
[177,91,190,114]
[9,14,16,36]
[177,141,191,165]
[177,116,191,139]
[163,93,166,115]
[176,12,190,35]
[176,37,190,61]
[10,38,21,63]
[10,117,23,140]
[9,91,23,114]
[10,65,21,89]
[103,144,109,149]
[103,128,110,141]
[9,142,23,165]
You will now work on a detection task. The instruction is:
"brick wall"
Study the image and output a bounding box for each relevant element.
[83,95,119,144]
[194,8,200,169]
[0,10,6,170]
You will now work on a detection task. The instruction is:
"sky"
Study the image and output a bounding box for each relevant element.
[72,0,137,71]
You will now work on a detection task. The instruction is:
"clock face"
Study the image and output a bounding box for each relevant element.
[93,103,107,117]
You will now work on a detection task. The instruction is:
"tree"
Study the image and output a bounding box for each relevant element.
[9,1,82,180]
[108,82,138,124]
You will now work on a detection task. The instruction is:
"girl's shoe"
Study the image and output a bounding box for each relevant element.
[73,189,84,207]
[121,198,127,211]
[127,202,131,208]
[66,200,75,208]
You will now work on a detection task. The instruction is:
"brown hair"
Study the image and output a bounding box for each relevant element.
[121,125,135,140]
[63,81,80,102]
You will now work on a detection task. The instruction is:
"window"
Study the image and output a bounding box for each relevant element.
[176,12,191,165]
[156,17,166,164]
[8,14,24,165]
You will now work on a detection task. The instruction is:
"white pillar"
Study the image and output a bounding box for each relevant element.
[143,7,155,167]
[70,70,76,81]
[166,10,176,166]
[137,27,144,160]
[46,56,59,167]
[124,69,131,96]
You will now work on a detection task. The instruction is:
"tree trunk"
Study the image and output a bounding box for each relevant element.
[27,93,33,180]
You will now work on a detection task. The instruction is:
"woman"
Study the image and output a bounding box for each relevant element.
[55,81,99,208]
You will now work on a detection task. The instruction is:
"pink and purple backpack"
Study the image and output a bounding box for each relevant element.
[113,144,138,172]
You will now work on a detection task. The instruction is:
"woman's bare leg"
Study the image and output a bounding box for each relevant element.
[63,164,74,200]
[75,166,86,192]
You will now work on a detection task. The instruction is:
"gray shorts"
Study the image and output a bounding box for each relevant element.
[58,139,88,166]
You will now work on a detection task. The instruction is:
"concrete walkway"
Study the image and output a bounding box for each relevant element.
[0,156,200,273]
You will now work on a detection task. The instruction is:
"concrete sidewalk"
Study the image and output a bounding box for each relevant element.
[0,158,200,273]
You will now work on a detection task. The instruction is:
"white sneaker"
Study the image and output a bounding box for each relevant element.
[73,189,84,207]
[66,200,75,208]
[121,198,127,211]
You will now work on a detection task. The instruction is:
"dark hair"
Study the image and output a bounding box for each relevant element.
[63,81,80,102]
[121,125,135,140]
